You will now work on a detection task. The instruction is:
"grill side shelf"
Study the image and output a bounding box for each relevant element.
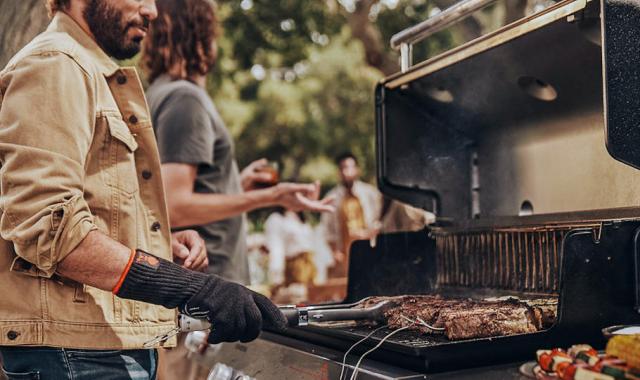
[558,223,640,334]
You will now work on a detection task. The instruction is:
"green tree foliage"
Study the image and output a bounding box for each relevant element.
[235,31,381,183]
[219,1,343,70]
[211,0,456,187]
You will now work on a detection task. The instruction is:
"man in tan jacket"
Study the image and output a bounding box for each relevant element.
[0,0,288,378]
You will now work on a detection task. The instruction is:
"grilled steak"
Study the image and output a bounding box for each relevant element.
[361,295,556,340]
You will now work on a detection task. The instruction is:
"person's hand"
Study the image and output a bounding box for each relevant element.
[308,179,321,201]
[181,276,288,343]
[267,181,335,213]
[171,230,208,272]
[240,158,273,191]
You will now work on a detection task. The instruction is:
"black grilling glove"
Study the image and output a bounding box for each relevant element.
[181,276,287,343]
[115,249,287,344]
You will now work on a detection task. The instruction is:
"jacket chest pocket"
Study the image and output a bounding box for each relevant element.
[98,115,140,196]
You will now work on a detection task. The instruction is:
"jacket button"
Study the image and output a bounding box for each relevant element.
[117,75,127,85]
[151,222,161,232]
[7,330,19,340]
[128,115,138,124]
[142,170,152,180]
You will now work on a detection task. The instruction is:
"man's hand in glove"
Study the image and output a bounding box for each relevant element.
[113,249,287,344]
[181,276,286,343]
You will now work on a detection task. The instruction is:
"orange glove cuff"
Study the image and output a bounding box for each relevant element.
[112,249,136,294]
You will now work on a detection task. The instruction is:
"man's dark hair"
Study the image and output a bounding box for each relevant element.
[45,0,70,16]
[335,152,358,166]
[142,0,219,84]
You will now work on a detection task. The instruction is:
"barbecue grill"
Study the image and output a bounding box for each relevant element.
[202,1,640,378]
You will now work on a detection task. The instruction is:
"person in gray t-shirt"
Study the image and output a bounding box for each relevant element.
[142,3,333,378]
[147,76,250,283]
[142,0,333,285]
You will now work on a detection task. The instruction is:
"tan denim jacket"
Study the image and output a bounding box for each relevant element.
[0,12,177,349]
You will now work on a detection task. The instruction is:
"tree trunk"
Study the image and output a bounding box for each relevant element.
[0,0,49,68]
[346,0,400,76]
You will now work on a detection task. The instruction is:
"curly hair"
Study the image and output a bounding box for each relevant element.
[142,0,219,84]
[45,0,70,16]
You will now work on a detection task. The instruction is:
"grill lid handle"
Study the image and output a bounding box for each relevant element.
[390,0,498,72]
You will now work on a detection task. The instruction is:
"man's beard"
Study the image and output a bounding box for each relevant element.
[83,0,148,60]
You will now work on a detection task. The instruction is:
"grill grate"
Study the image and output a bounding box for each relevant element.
[432,225,598,293]
[328,325,449,348]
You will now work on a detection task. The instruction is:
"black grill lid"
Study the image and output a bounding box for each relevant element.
[376,0,640,222]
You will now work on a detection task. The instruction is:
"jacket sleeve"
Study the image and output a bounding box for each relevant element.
[0,52,98,277]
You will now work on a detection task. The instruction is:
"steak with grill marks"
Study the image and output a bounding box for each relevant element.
[361,295,554,340]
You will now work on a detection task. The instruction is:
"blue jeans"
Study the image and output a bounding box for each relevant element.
[0,346,157,380]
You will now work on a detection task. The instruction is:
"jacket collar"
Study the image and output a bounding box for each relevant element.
[48,11,120,76]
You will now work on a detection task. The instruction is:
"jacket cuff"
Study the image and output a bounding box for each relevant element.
[49,218,97,276]
[11,196,97,278]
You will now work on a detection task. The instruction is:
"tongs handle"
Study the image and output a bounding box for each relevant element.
[280,301,389,327]
[179,314,212,331]
[281,307,308,327]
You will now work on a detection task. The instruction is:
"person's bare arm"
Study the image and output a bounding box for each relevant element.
[56,230,131,291]
[162,163,334,228]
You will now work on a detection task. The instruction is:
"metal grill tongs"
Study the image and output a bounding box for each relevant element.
[143,314,213,347]
[278,300,391,327]
[144,300,391,346]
